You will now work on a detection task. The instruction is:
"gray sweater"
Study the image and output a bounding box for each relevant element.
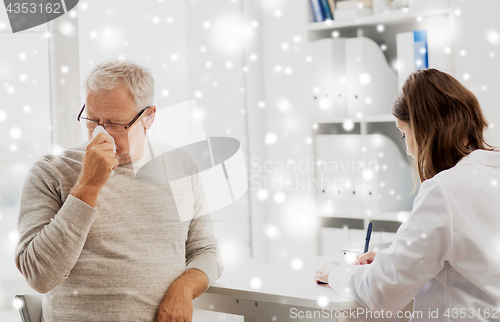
[15,142,223,321]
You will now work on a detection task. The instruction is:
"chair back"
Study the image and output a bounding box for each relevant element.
[16,294,43,322]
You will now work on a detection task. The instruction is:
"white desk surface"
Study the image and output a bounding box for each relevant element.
[203,255,363,312]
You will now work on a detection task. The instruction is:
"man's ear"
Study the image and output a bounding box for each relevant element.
[144,106,156,130]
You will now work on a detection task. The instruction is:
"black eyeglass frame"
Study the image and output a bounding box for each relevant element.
[77,104,151,132]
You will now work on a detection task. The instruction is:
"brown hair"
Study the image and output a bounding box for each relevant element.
[392,68,496,187]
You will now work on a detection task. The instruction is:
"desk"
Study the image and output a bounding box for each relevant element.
[193,255,365,322]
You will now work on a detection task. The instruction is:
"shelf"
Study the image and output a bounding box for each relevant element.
[318,212,406,222]
[312,113,395,124]
[368,211,410,222]
[318,213,408,233]
[308,7,450,31]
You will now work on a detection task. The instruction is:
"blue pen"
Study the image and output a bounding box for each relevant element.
[364,222,373,253]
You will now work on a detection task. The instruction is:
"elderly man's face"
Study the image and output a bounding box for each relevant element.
[85,85,155,165]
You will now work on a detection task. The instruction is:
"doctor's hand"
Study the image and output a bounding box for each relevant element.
[354,251,378,265]
[155,285,193,322]
[315,261,342,284]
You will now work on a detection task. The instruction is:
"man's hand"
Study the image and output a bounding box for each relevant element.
[155,285,193,322]
[80,132,118,190]
[70,133,118,208]
[155,268,209,322]
[315,261,342,284]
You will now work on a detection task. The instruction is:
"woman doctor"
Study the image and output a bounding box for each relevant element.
[315,68,500,321]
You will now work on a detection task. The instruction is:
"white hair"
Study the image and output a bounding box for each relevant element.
[84,59,155,111]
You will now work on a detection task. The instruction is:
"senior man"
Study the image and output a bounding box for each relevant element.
[15,60,222,322]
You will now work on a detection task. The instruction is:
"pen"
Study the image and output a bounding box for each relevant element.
[364,222,373,253]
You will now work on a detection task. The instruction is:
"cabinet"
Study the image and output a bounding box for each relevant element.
[306,1,453,254]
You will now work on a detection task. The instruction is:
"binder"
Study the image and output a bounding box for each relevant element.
[359,134,379,218]
[337,0,374,9]
[371,134,414,213]
[327,0,336,18]
[315,134,414,217]
[320,0,333,20]
[316,134,364,218]
[396,31,415,88]
[310,0,326,22]
[413,30,429,70]
[427,28,454,76]
[334,7,373,20]
[397,28,454,88]
[316,135,333,215]
[409,0,449,10]
[345,37,398,117]
[307,38,348,118]
[315,133,413,254]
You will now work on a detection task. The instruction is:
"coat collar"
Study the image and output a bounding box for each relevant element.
[455,149,500,167]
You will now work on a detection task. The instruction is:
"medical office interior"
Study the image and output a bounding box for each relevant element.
[1,0,500,321]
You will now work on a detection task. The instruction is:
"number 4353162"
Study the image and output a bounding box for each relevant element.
[6,2,62,14]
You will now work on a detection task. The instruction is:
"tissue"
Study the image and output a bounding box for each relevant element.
[92,126,116,153]
[91,126,116,175]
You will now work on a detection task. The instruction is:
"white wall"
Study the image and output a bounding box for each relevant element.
[0,13,52,284]
[185,0,252,266]
[451,0,500,148]
[77,0,190,112]
[0,5,54,314]
[256,0,318,262]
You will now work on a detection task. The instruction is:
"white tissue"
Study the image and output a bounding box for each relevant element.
[92,126,116,153]
[92,126,116,175]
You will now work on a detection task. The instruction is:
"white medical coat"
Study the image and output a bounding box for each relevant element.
[328,149,500,321]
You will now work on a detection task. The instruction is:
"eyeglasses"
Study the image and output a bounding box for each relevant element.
[77,104,151,134]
